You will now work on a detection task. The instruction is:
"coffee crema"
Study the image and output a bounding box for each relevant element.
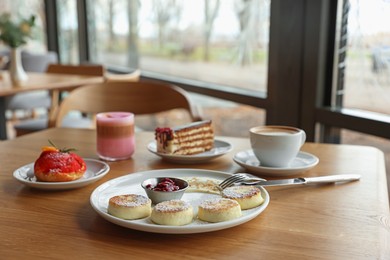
[251,126,300,135]
[259,131,296,136]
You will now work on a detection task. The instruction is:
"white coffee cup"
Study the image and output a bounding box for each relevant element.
[249,125,306,168]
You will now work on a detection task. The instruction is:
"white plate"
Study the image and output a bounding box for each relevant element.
[13,159,110,190]
[90,169,270,234]
[147,139,233,164]
[233,150,319,177]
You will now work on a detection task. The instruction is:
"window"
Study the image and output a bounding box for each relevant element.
[343,0,390,116]
[57,0,79,64]
[87,0,270,94]
[81,0,268,137]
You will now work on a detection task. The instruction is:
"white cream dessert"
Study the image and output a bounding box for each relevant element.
[108,194,152,220]
[155,120,214,155]
[198,198,241,223]
[182,176,221,194]
[222,185,264,210]
[151,200,194,226]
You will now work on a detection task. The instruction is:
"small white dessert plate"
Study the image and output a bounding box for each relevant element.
[147,139,233,164]
[90,168,270,234]
[13,158,110,190]
[233,150,319,177]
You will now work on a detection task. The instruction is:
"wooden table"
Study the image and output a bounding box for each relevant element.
[0,72,102,140]
[1,128,389,259]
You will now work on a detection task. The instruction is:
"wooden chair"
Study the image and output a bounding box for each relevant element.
[48,81,203,129]
[45,63,105,110]
[13,64,105,136]
[46,63,105,76]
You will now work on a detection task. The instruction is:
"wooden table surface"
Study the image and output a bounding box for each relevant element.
[0,72,103,140]
[0,128,389,259]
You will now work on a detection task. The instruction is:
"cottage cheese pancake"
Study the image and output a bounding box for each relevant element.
[108,194,152,220]
[222,185,264,210]
[198,198,241,223]
[151,200,194,226]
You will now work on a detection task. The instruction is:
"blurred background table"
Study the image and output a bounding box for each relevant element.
[0,128,389,259]
[0,72,102,139]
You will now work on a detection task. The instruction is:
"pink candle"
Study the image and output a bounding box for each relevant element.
[96,112,135,161]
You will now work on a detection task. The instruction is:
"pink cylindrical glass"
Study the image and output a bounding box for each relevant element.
[96,112,135,161]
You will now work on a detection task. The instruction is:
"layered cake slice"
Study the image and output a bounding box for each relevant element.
[155,120,214,155]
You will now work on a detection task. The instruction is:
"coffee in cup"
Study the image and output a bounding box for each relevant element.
[249,125,306,167]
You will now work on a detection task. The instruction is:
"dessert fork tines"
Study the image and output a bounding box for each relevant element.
[218,173,263,190]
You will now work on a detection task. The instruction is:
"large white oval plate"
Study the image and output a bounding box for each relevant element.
[90,168,270,234]
[147,139,233,164]
[233,150,319,177]
[13,158,110,190]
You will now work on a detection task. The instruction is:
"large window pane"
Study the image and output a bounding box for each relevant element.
[57,0,79,64]
[88,0,270,93]
[344,0,390,115]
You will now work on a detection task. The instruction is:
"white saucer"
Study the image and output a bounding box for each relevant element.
[13,158,110,190]
[147,139,233,164]
[233,150,319,177]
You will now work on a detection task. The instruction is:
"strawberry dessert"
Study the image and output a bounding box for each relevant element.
[34,142,87,182]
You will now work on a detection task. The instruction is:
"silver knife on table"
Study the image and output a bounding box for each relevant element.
[242,174,361,187]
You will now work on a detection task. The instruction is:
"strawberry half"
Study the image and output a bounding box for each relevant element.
[34,142,87,182]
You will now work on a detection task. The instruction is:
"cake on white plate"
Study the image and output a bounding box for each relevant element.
[155,120,214,155]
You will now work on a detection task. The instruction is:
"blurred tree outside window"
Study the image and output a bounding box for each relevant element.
[57,0,79,64]
[344,0,390,116]
[87,0,270,93]
[86,0,268,136]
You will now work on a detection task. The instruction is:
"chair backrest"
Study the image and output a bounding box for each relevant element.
[46,63,105,76]
[49,81,202,127]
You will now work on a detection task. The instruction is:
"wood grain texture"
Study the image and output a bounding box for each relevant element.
[0,128,389,259]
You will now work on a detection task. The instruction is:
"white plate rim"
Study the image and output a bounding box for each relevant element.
[13,158,110,190]
[90,168,270,234]
[233,150,319,176]
[147,139,233,163]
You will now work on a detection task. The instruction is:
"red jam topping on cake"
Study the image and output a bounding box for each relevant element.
[155,127,174,149]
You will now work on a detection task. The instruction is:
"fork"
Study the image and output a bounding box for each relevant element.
[218,173,264,190]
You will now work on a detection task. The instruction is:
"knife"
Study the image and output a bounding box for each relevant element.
[241,174,361,187]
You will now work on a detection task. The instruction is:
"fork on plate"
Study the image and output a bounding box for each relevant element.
[218,173,265,190]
